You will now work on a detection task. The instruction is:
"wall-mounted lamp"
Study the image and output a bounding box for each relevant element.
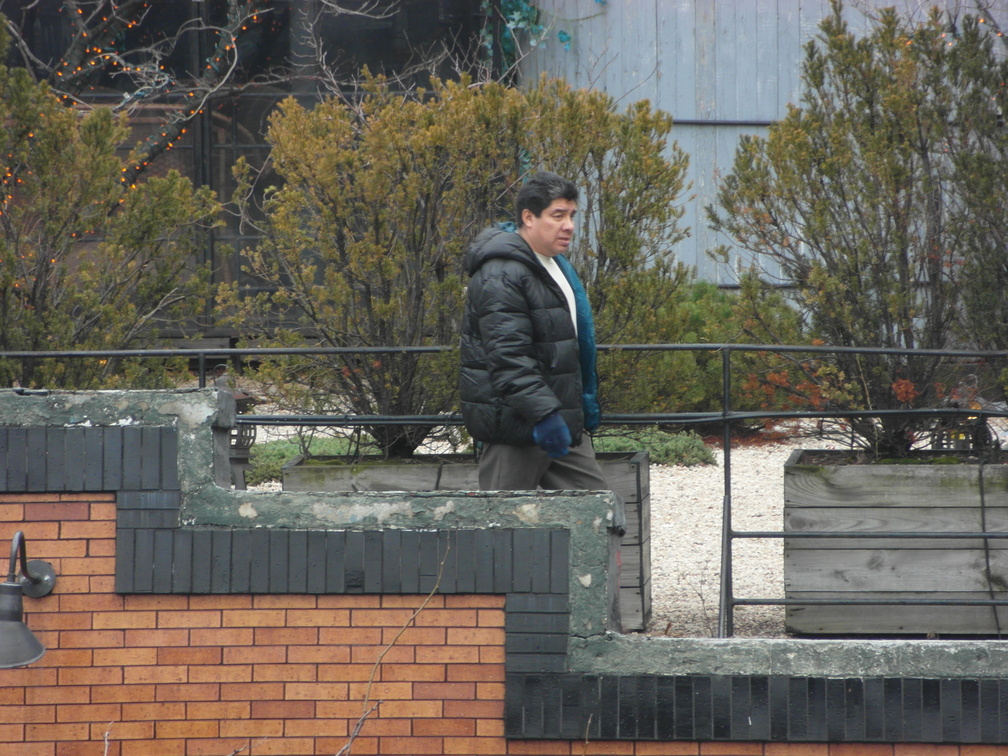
[0,531,56,669]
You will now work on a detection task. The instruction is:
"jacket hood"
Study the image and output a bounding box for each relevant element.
[464,227,537,277]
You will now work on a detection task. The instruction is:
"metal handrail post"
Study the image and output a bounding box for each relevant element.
[717,347,734,637]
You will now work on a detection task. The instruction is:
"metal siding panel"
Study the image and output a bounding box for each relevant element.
[656,0,696,118]
[755,0,780,120]
[695,0,716,118]
[713,0,739,121]
[618,1,659,105]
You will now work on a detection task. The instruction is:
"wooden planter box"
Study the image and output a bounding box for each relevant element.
[783,449,1008,635]
[282,450,651,631]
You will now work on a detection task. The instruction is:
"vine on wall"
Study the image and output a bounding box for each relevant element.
[482,0,607,68]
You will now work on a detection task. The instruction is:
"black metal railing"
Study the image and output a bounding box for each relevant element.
[4,343,1008,637]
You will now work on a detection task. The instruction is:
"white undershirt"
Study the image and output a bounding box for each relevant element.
[534,252,578,336]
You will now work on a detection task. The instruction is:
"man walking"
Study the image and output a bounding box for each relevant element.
[459,171,609,491]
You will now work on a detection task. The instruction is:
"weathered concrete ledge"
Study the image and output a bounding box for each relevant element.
[569,632,1008,678]
[0,387,235,494]
[5,388,1008,678]
[199,487,623,639]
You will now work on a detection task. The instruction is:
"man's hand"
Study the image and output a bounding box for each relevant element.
[532,412,571,458]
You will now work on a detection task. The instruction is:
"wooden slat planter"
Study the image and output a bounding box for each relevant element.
[783,449,1008,635]
[282,450,651,631]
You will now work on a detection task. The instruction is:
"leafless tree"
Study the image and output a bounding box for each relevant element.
[0,0,492,183]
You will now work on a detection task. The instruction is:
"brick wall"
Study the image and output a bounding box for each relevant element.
[5,495,1008,756]
[0,493,515,756]
[4,395,1008,755]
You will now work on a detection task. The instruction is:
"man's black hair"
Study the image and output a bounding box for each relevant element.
[515,171,578,223]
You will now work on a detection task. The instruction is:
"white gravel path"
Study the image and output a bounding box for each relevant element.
[647,442,798,638]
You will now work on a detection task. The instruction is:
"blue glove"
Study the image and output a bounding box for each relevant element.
[532,412,571,458]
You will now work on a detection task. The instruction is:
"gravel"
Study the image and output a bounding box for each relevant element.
[647,442,798,638]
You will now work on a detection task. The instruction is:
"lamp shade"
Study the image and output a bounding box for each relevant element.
[0,581,44,669]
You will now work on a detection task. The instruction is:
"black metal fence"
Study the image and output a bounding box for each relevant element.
[5,342,1008,637]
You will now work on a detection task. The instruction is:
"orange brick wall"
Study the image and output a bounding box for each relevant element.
[1,493,1004,756]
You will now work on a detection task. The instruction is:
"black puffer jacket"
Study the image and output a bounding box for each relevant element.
[459,227,584,446]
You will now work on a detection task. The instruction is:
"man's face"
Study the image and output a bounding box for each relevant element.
[519,198,576,257]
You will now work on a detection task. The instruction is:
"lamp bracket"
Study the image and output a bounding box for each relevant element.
[20,560,55,599]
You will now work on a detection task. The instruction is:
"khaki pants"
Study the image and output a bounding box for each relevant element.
[477,436,610,491]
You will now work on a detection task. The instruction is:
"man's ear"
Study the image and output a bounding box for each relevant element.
[520,208,536,229]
